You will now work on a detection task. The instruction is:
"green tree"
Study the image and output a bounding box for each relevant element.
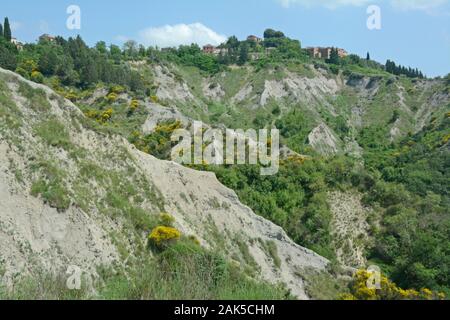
[327,48,340,65]
[110,44,122,62]
[366,52,370,60]
[263,28,285,39]
[238,43,249,66]
[38,49,59,75]
[3,17,11,41]
[0,23,3,38]
[123,40,138,58]
[0,37,17,70]
[95,41,107,54]
[226,36,239,49]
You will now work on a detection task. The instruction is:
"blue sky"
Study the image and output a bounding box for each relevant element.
[3,0,450,77]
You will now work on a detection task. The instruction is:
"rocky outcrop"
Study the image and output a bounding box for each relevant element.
[259,71,340,107]
[153,65,196,102]
[308,123,341,156]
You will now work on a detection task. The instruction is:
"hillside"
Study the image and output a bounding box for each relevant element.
[0,31,449,299]
[0,67,336,299]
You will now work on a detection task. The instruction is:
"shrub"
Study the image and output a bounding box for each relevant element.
[65,91,78,102]
[101,108,113,122]
[85,109,99,120]
[106,92,118,103]
[341,269,446,300]
[15,67,29,79]
[188,235,201,246]
[110,85,125,94]
[159,213,175,227]
[130,99,139,112]
[15,59,38,79]
[149,226,181,247]
[84,108,113,124]
[30,71,44,83]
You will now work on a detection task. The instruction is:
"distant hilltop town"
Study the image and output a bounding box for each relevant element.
[200,33,348,62]
[4,25,349,64]
[3,34,54,51]
[306,47,348,60]
[4,33,62,51]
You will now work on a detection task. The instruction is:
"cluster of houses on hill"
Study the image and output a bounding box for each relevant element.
[200,34,348,61]
[306,47,348,59]
[7,33,56,51]
[202,35,265,57]
[8,32,349,63]
[202,44,228,56]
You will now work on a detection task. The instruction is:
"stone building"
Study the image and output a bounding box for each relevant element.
[202,44,216,54]
[306,47,348,59]
[39,34,56,42]
[247,35,262,43]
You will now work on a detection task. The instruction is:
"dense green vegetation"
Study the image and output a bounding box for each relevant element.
[131,114,449,295]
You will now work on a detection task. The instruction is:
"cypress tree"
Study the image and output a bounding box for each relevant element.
[4,17,12,41]
[0,23,3,38]
[366,52,370,61]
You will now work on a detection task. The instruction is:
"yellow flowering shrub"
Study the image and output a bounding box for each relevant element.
[106,92,118,103]
[110,85,125,94]
[341,269,446,301]
[150,95,159,103]
[102,108,113,122]
[280,155,308,166]
[65,91,79,102]
[84,108,113,124]
[340,293,357,300]
[149,226,181,247]
[130,99,139,112]
[31,70,44,83]
[16,59,38,79]
[85,109,99,120]
[442,134,450,145]
[155,121,182,134]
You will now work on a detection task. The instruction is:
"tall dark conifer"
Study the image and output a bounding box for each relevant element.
[4,17,12,41]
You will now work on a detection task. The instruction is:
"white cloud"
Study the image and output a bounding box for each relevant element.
[115,35,129,43]
[137,23,227,47]
[278,0,449,11]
